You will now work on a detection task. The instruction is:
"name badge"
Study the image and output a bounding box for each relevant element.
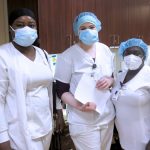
[112,90,120,101]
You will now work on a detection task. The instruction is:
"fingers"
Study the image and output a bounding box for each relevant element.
[81,102,96,112]
[96,80,109,89]
[96,76,113,89]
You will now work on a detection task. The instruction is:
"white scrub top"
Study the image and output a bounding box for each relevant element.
[112,65,150,150]
[0,43,53,149]
[25,49,53,139]
[55,42,115,126]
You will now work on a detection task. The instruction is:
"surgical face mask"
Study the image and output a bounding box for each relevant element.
[11,26,38,47]
[123,54,143,70]
[79,29,99,45]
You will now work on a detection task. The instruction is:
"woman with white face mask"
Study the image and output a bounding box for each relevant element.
[0,8,64,150]
[55,12,115,150]
[111,38,150,150]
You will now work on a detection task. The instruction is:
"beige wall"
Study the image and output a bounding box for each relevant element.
[110,47,122,76]
[0,0,9,45]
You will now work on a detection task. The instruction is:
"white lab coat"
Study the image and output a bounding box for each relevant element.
[112,65,150,150]
[0,43,53,150]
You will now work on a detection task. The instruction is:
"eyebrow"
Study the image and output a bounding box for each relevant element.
[80,25,95,28]
[15,20,36,24]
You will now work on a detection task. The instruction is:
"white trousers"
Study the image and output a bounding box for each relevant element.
[69,120,114,150]
[32,132,52,150]
[11,132,52,150]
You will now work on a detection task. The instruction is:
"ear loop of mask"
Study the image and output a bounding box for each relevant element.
[9,26,16,40]
[139,54,145,61]
[9,26,15,32]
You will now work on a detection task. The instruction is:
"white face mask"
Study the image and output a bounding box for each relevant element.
[79,29,99,45]
[124,54,143,70]
[11,26,38,47]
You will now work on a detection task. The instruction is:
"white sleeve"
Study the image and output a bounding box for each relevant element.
[0,130,9,143]
[0,56,9,143]
[54,53,72,83]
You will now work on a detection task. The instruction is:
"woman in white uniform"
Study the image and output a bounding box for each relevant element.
[111,38,150,150]
[0,8,54,150]
[55,12,115,150]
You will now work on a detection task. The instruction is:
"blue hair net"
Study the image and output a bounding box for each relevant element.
[119,38,148,57]
[73,12,102,36]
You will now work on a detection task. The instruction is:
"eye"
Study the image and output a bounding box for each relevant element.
[15,23,25,28]
[80,27,87,30]
[89,26,96,29]
[123,51,130,56]
[134,52,140,56]
[28,24,36,28]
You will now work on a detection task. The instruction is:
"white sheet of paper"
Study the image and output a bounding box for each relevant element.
[74,74,110,114]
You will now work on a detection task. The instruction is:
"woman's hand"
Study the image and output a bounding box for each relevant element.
[77,102,96,112]
[0,141,11,150]
[61,92,96,112]
[96,76,114,90]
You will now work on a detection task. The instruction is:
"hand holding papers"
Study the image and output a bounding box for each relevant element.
[74,73,110,114]
[79,102,96,112]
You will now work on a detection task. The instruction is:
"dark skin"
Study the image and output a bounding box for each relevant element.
[122,46,145,84]
[122,46,150,149]
[0,141,11,150]
[0,15,37,150]
[10,16,37,61]
[11,16,65,130]
[0,16,64,150]
[0,15,36,150]
[146,140,150,150]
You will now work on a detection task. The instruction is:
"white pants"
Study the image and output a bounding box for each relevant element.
[32,132,52,150]
[69,120,114,150]
[11,132,52,150]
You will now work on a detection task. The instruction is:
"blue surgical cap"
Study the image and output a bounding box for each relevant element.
[73,12,102,36]
[119,38,148,57]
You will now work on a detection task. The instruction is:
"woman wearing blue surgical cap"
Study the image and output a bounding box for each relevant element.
[55,12,115,150]
[111,38,150,150]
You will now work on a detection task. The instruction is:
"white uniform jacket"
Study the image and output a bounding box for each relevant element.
[0,43,53,150]
[112,65,150,150]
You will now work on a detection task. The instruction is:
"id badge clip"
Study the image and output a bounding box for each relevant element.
[112,91,120,101]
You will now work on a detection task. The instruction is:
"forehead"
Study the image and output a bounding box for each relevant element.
[79,22,95,28]
[12,16,36,24]
[124,46,144,55]
[126,46,143,52]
